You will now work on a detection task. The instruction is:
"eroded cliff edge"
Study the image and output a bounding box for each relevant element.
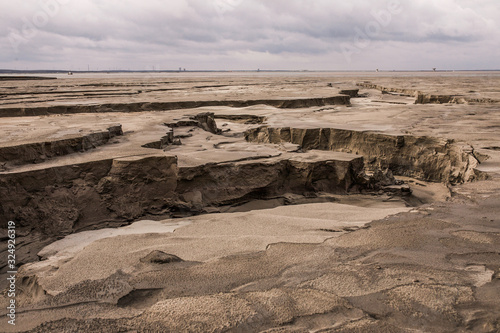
[0,150,364,267]
[245,126,486,184]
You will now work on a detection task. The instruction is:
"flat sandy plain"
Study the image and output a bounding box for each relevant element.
[0,72,499,332]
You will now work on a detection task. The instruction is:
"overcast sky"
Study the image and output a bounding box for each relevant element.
[1,0,499,71]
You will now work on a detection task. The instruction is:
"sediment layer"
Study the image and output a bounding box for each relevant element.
[177,152,364,209]
[415,93,497,104]
[213,114,266,124]
[356,82,418,97]
[357,82,498,104]
[245,126,484,184]
[0,95,350,118]
[0,152,363,265]
[338,88,359,97]
[0,76,57,81]
[0,125,122,169]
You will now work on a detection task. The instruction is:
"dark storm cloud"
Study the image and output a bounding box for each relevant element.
[0,0,498,70]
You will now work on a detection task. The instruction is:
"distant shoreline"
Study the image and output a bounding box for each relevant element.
[0,76,57,81]
[1,69,500,75]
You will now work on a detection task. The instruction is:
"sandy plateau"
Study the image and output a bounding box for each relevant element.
[0,72,499,332]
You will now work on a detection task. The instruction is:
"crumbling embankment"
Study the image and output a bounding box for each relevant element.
[176,153,363,211]
[356,82,418,97]
[0,152,363,265]
[0,155,178,267]
[356,82,498,104]
[0,95,350,117]
[245,126,485,184]
[414,94,497,104]
[0,125,122,169]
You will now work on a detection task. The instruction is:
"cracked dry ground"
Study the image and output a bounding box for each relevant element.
[1,73,500,332]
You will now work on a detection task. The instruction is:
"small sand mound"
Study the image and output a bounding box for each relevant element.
[140,251,183,264]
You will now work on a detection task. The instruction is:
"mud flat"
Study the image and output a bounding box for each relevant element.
[1,72,500,332]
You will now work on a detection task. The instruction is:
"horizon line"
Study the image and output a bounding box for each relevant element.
[1,69,500,74]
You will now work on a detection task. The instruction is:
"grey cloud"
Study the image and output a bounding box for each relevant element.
[0,0,499,70]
